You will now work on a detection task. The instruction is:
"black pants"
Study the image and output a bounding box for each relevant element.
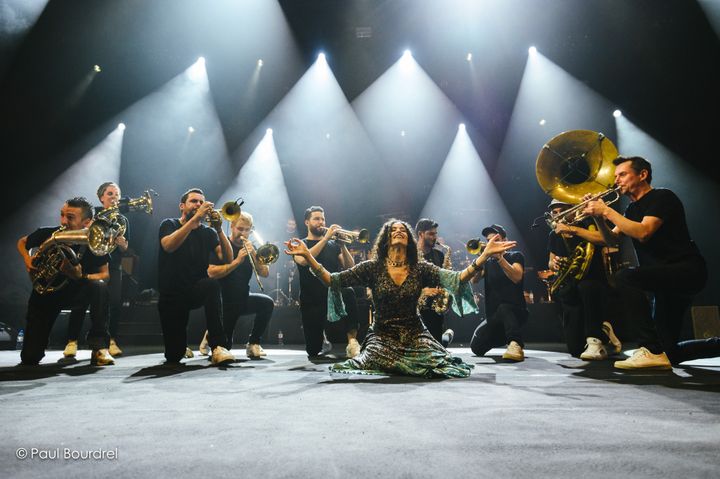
[420,308,445,344]
[223,293,274,349]
[614,257,720,364]
[158,278,226,363]
[21,280,109,365]
[470,303,528,356]
[300,287,359,356]
[557,278,609,357]
[67,267,123,341]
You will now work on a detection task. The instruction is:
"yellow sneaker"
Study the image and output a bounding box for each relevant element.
[246,343,267,359]
[502,341,525,362]
[63,340,78,358]
[184,347,194,358]
[345,338,361,358]
[614,347,671,370]
[91,349,115,366]
[198,331,210,356]
[108,338,123,357]
[211,346,235,365]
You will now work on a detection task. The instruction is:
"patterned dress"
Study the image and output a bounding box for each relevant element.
[327,259,476,378]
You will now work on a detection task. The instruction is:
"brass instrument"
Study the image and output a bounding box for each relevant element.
[31,222,117,294]
[465,238,487,255]
[204,198,244,227]
[241,234,280,292]
[536,130,618,295]
[545,186,621,229]
[431,242,453,314]
[95,189,156,252]
[322,227,370,244]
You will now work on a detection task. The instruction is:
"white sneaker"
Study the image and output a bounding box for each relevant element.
[580,337,608,360]
[184,347,194,358]
[442,329,454,348]
[211,346,235,365]
[321,337,333,355]
[602,321,622,354]
[346,338,361,358]
[63,340,78,358]
[614,347,671,370]
[502,341,525,361]
[91,348,114,366]
[198,330,210,356]
[108,338,123,357]
[246,343,266,359]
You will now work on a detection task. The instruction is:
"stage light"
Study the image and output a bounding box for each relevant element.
[539,119,546,125]
[459,123,466,131]
[188,57,207,82]
[402,49,412,59]
[188,126,195,133]
[466,53,472,62]
[529,46,537,55]
[318,52,326,63]
[266,128,273,135]
[400,130,406,137]
[325,133,331,139]
[118,123,126,131]
[613,109,622,118]
[257,59,263,68]
[93,65,101,73]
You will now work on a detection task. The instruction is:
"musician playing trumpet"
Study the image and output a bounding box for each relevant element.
[16,197,114,366]
[197,211,274,359]
[157,188,234,365]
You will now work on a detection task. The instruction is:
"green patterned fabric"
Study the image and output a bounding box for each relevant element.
[326,260,476,378]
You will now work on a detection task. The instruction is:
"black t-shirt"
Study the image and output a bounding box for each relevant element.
[26,226,109,277]
[158,219,220,296]
[421,248,445,268]
[483,250,526,314]
[211,241,253,303]
[624,188,700,266]
[547,220,605,280]
[297,239,342,301]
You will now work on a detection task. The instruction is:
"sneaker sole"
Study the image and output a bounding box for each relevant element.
[501,355,524,362]
[614,362,672,370]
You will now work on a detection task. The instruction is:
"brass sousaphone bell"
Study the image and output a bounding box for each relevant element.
[535,130,619,295]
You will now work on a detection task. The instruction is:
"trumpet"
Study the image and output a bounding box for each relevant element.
[204,198,245,226]
[95,189,156,251]
[322,227,370,244]
[545,186,621,229]
[465,238,487,255]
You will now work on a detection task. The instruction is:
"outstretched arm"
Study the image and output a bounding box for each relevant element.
[285,238,331,286]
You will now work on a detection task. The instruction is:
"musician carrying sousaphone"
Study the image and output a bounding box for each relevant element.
[17,197,114,366]
[537,130,623,360]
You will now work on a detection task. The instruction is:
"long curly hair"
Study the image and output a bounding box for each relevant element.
[370,219,419,266]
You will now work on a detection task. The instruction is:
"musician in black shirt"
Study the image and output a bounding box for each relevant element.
[416,218,454,347]
[199,211,274,359]
[294,206,361,358]
[157,188,234,365]
[64,182,129,358]
[16,197,113,366]
[547,199,621,359]
[470,224,528,361]
[584,156,719,369]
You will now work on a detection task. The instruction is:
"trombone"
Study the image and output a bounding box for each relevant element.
[241,232,279,292]
[322,227,370,244]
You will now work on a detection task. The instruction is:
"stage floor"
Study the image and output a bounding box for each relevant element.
[1,345,719,478]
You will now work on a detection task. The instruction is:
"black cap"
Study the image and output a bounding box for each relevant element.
[547,198,574,211]
[481,224,507,238]
[415,218,438,233]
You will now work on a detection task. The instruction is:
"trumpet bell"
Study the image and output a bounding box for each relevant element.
[356,229,370,244]
[221,201,243,222]
[466,238,487,255]
[536,130,618,205]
